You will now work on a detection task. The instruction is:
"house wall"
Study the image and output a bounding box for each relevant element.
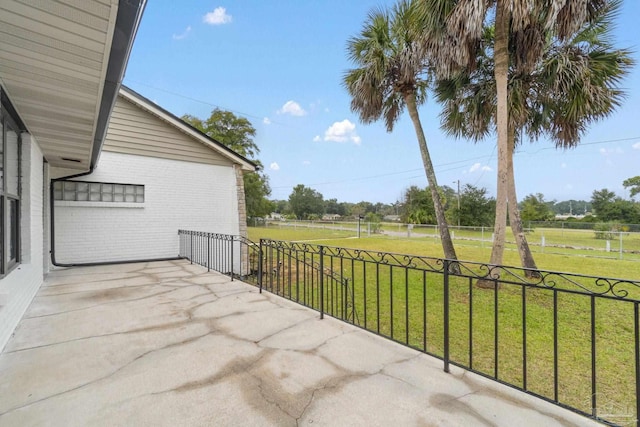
[53,151,241,264]
[103,96,232,166]
[0,134,45,351]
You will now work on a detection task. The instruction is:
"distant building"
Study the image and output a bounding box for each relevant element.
[322,214,342,221]
[554,214,587,220]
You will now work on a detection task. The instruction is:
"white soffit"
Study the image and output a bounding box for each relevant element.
[0,0,117,170]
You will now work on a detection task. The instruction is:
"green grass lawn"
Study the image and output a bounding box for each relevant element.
[248,225,640,425]
[249,226,640,280]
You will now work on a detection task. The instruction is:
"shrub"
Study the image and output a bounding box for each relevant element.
[594,222,620,240]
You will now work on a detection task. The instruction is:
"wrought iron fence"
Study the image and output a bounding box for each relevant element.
[178,230,640,427]
[178,230,258,280]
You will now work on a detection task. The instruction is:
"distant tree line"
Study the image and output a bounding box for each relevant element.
[270,176,640,228]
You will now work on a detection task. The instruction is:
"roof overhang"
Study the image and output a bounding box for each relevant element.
[119,86,258,172]
[0,0,146,171]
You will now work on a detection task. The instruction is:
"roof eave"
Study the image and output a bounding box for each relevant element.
[89,0,147,172]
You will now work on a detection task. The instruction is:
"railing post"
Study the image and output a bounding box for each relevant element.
[258,240,263,294]
[190,231,193,264]
[230,236,234,281]
[443,259,450,373]
[207,233,211,272]
[635,303,639,427]
[319,245,324,319]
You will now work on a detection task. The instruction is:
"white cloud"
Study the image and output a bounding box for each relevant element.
[263,117,271,125]
[269,162,280,171]
[172,26,191,40]
[313,135,321,142]
[469,163,492,173]
[324,119,361,145]
[632,142,640,150]
[302,160,311,166]
[600,147,624,156]
[203,7,232,25]
[278,100,307,116]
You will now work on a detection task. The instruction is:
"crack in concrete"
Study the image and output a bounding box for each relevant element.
[0,331,213,417]
[21,287,181,320]
[33,281,162,298]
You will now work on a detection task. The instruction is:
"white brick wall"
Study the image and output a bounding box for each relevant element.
[53,152,241,264]
[0,134,45,352]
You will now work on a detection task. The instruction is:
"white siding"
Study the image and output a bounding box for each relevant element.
[103,96,234,166]
[53,152,240,264]
[0,134,45,352]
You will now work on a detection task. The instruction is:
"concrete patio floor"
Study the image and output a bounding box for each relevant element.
[0,260,598,427]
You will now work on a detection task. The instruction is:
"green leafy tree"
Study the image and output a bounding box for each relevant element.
[182,109,272,219]
[452,184,495,227]
[591,189,640,223]
[324,198,347,216]
[591,189,617,219]
[623,176,640,199]
[243,172,274,219]
[272,200,289,214]
[520,193,554,222]
[350,201,375,218]
[344,1,458,263]
[401,186,435,224]
[182,108,258,159]
[288,185,325,219]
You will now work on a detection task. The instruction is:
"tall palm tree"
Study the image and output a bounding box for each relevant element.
[344,1,459,264]
[435,26,540,276]
[417,0,612,273]
[435,1,633,273]
[435,1,632,276]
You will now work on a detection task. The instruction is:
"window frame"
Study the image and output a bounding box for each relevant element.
[0,92,22,276]
[53,180,145,204]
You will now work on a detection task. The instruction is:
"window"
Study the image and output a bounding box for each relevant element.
[1,92,22,275]
[53,180,144,203]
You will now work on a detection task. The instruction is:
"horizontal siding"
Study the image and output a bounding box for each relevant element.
[103,97,233,166]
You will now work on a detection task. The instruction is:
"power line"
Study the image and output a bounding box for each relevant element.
[125,79,289,126]
[270,154,495,189]
[271,135,640,192]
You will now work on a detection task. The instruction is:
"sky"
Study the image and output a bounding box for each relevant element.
[123,1,640,205]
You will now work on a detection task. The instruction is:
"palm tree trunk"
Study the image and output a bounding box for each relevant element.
[506,124,539,277]
[404,92,459,268]
[483,0,510,286]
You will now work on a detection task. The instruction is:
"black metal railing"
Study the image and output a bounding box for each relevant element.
[178,230,260,280]
[178,230,640,427]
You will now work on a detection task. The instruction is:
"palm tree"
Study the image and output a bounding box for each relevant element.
[344,1,459,264]
[435,26,540,276]
[417,0,613,273]
[434,1,632,277]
